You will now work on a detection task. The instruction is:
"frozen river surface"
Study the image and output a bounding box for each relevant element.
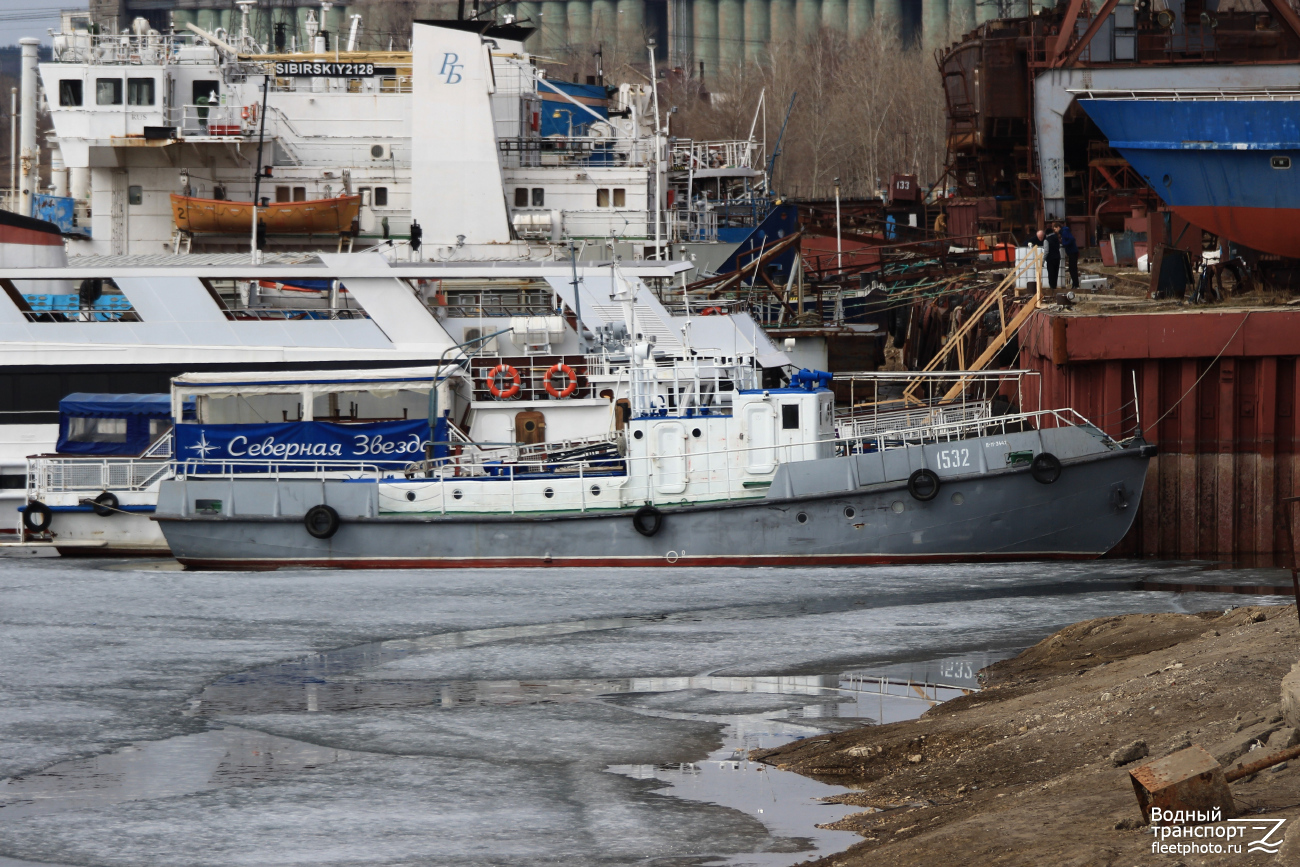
[0,558,1284,866]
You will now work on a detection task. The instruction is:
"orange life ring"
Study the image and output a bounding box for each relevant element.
[486,363,521,399]
[544,362,578,399]
[700,306,725,316]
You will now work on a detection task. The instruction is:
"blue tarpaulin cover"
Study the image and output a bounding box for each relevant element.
[56,393,190,456]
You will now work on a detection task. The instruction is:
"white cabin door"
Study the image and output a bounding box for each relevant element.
[743,404,776,474]
[652,421,687,495]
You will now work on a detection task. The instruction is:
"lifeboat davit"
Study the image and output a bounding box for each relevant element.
[170,193,361,235]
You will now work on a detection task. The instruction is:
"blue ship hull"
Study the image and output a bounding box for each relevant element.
[1078,97,1300,257]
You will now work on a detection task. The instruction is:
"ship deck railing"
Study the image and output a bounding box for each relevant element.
[1068,87,1300,102]
[166,404,1104,516]
[28,432,177,498]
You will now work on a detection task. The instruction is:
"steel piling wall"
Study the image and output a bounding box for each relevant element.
[1020,309,1300,561]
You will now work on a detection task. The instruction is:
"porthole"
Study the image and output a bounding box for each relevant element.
[590,485,601,497]
[691,428,702,438]
[633,430,644,440]
[1162,174,1172,187]
[891,501,905,514]
[844,506,856,519]
[796,512,808,524]
[452,489,463,500]
[951,492,965,505]
[1272,155,1292,170]
[544,487,554,499]
[406,491,416,502]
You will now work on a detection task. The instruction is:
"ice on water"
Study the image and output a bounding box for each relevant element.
[0,558,1285,866]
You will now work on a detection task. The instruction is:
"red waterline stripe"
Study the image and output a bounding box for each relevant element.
[176,551,1103,570]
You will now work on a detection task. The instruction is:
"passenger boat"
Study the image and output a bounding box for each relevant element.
[170,193,362,235]
[152,277,1156,570]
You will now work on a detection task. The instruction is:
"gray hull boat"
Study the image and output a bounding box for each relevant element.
[155,422,1154,570]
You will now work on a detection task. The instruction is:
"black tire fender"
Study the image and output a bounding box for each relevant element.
[632,505,663,537]
[304,504,341,540]
[907,468,941,502]
[1031,452,1062,484]
[23,501,53,532]
[92,491,120,517]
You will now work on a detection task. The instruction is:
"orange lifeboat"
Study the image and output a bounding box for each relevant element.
[170,193,361,235]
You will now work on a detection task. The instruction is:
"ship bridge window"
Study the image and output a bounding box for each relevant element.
[192,81,219,104]
[1272,156,1291,170]
[96,78,123,106]
[58,80,82,107]
[127,78,155,106]
[514,188,528,207]
[596,188,626,208]
[374,187,388,207]
[781,404,800,430]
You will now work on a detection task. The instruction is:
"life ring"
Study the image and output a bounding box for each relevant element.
[1031,452,1062,484]
[304,504,340,539]
[544,362,578,399]
[907,468,940,502]
[22,501,53,533]
[486,364,521,400]
[700,306,725,316]
[92,491,120,517]
[632,504,663,537]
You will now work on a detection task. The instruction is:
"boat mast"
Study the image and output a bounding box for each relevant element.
[250,75,270,262]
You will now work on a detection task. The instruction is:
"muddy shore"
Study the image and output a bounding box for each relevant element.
[754,604,1300,865]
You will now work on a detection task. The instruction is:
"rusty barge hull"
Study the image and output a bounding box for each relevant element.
[1021,308,1299,560]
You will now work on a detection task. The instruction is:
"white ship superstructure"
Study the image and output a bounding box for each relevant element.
[37,11,774,270]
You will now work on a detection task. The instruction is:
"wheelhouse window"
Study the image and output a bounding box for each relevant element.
[59,80,82,106]
[781,404,800,430]
[67,417,127,443]
[96,79,123,106]
[192,81,219,104]
[127,78,155,106]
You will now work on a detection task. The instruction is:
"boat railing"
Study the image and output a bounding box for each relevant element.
[837,401,994,440]
[497,136,651,169]
[170,104,253,138]
[666,208,718,243]
[53,32,197,65]
[167,403,1105,514]
[670,139,761,172]
[28,455,175,498]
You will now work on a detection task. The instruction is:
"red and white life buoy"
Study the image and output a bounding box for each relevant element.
[544,362,578,399]
[486,364,521,400]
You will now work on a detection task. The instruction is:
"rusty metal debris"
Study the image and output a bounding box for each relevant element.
[1129,743,1300,823]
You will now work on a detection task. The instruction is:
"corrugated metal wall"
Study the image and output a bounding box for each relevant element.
[1020,308,1300,561]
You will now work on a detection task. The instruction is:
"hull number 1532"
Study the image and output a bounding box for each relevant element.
[936,447,970,470]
